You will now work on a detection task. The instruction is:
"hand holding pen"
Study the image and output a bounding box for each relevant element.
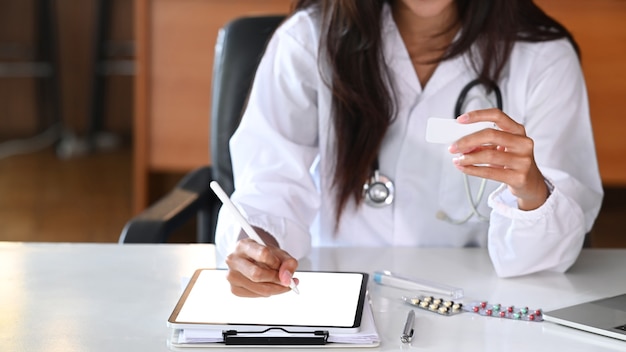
[210,181,300,297]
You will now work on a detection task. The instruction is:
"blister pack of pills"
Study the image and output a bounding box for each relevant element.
[402,295,464,316]
[464,301,543,322]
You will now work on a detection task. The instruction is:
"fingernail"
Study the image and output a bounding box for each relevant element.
[448,144,458,153]
[452,156,462,165]
[457,114,469,122]
[280,270,293,286]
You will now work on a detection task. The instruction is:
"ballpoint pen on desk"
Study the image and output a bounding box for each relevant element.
[209,181,300,294]
[401,310,415,343]
[373,270,463,299]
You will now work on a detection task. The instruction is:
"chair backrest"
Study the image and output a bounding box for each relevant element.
[210,15,286,196]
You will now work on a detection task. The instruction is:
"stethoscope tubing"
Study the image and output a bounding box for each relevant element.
[364,79,503,224]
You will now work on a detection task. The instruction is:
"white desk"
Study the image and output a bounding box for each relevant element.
[1,243,625,351]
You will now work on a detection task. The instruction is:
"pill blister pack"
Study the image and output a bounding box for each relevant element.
[402,295,464,316]
[464,301,543,322]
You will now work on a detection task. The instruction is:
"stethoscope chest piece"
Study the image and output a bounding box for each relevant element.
[361,78,500,215]
[363,170,395,207]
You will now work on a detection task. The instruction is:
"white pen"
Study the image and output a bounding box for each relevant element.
[209,181,300,294]
[373,270,463,299]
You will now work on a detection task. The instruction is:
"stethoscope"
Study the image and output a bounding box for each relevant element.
[362,79,503,225]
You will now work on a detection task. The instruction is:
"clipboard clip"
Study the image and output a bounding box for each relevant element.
[222,327,329,345]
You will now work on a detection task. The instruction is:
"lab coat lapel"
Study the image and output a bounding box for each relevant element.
[381,5,422,98]
[421,54,468,103]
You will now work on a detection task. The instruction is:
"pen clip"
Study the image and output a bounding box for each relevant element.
[401,310,415,343]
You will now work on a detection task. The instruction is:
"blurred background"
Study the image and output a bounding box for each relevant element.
[0,0,624,246]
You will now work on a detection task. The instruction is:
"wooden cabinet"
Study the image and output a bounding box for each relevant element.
[134,0,626,213]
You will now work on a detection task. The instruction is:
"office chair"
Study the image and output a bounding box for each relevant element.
[119,15,286,244]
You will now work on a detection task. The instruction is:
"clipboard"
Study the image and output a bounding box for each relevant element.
[167,269,379,347]
[168,299,380,348]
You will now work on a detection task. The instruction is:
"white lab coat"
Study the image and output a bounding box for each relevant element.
[215,5,604,277]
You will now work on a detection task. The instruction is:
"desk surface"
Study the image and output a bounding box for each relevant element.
[1,243,625,351]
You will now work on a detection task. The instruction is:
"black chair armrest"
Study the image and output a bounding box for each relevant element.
[119,166,218,243]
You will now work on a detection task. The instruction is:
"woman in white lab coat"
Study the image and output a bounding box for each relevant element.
[215,0,604,297]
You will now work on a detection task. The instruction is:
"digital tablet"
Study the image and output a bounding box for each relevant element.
[168,269,369,333]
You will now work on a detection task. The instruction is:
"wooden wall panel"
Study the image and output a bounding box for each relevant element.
[147,0,291,172]
[134,0,291,212]
[0,0,133,138]
[55,0,96,135]
[536,0,626,185]
[0,0,40,138]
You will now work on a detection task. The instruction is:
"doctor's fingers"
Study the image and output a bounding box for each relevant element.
[227,239,298,281]
[275,252,299,288]
[453,147,541,187]
[232,238,283,270]
[451,128,532,155]
[225,249,290,289]
[455,152,547,211]
[461,108,526,135]
[453,147,531,172]
[226,268,292,297]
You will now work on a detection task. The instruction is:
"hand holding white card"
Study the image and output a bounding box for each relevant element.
[426,117,496,144]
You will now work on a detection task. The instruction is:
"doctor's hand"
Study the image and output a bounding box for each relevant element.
[448,108,549,211]
[225,228,299,297]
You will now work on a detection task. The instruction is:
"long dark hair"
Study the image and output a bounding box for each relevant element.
[291,0,578,223]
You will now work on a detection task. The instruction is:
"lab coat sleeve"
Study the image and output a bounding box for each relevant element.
[215,13,320,261]
[487,39,604,277]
